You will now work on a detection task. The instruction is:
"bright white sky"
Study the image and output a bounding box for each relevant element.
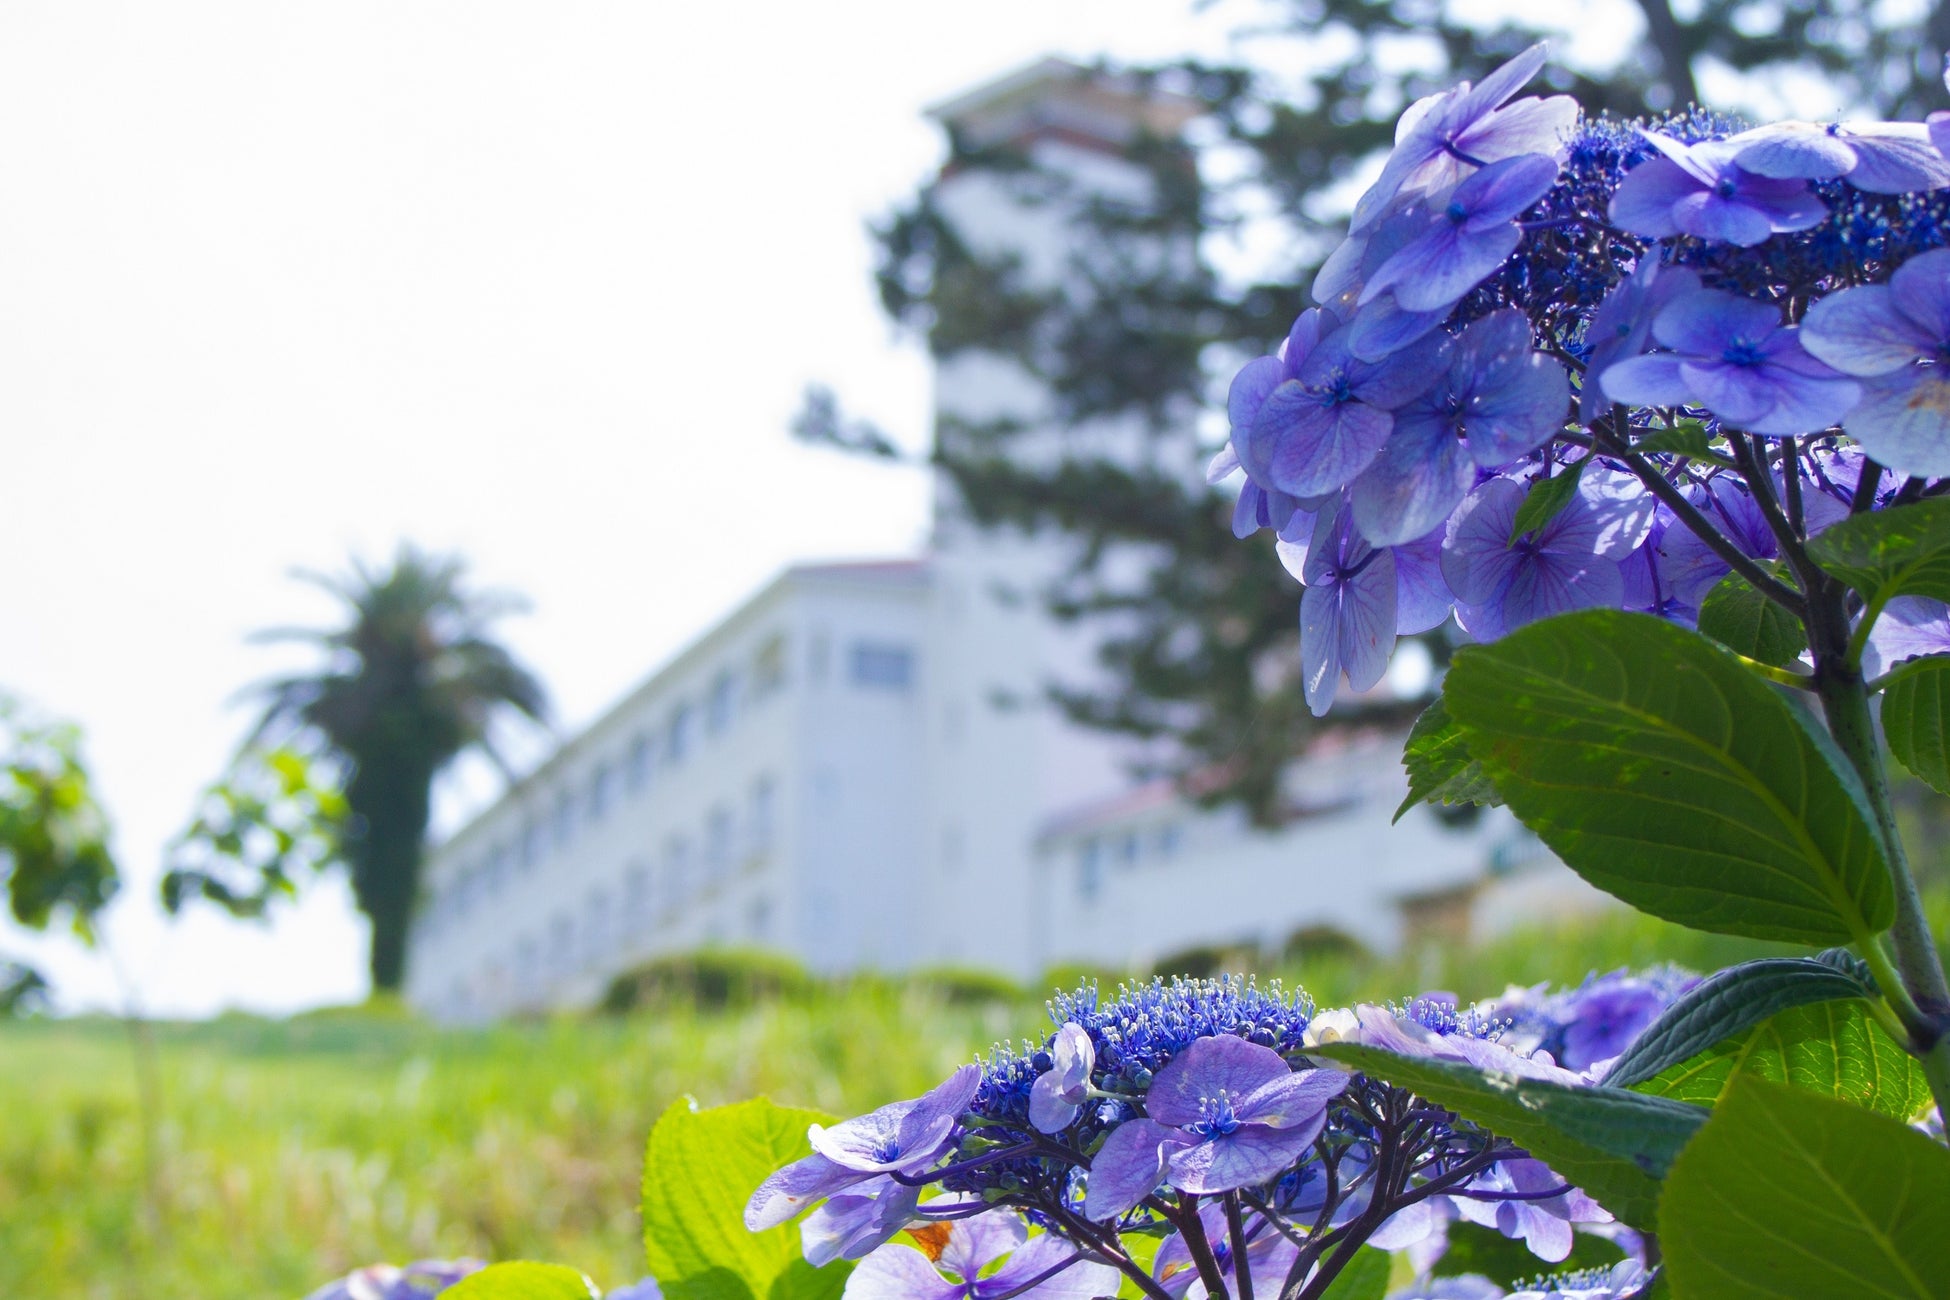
[0,1,1272,1017]
[1,0,1683,1018]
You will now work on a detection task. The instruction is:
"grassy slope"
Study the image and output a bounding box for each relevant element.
[0,904,1915,1299]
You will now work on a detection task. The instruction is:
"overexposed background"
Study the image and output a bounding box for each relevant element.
[3,0,1682,1016]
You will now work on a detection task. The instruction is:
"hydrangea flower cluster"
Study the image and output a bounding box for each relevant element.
[1213,44,1950,713]
[747,974,1685,1300]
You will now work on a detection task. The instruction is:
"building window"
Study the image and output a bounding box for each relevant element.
[553,790,576,848]
[849,641,914,690]
[547,912,575,979]
[624,861,653,927]
[1154,823,1182,859]
[667,703,695,764]
[751,634,788,700]
[706,670,738,735]
[1077,840,1102,902]
[515,935,541,992]
[747,895,772,941]
[704,805,734,882]
[626,733,653,794]
[589,762,615,821]
[487,844,512,892]
[582,888,613,967]
[663,834,691,915]
[520,817,546,869]
[749,775,776,852]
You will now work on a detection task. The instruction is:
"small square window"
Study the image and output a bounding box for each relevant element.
[849,642,914,690]
[706,671,739,734]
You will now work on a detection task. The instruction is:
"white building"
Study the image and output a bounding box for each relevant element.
[404,59,1591,1022]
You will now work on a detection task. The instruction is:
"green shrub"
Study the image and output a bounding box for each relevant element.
[598,948,812,1013]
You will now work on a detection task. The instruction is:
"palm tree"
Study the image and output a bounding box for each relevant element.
[249,545,548,991]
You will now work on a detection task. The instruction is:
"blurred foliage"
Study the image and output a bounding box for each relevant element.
[11,896,1944,1296]
[200,545,549,992]
[162,745,350,921]
[0,693,120,1013]
[804,0,1950,823]
[597,948,815,1014]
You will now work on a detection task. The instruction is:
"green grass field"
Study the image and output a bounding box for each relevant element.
[1,903,1934,1299]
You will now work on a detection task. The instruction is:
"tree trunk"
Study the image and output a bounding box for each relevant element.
[346,751,434,993]
[1631,0,1699,109]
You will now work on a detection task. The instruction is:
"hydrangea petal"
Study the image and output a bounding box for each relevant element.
[745,1152,862,1230]
[842,1243,966,1300]
[1300,546,1397,715]
[1844,369,1950,476]
[1802,284,1935,376]
[1834,122,1950,193]
[981,1233,1122,1300]
[1165,1120,1321,1195]
[1350,413,1473,547]
[1251,379,1392,496]
[1727,121,1857,180]
[1393,527,1455,634]
[1084,1119,1191,1220]
[938,1211,1026,1282]
[1892,248,1950,340]
[1145,1035,1296,1126]
[1441,478,1525,605]
[1598,352,1690,408]
[1607,157,1694,237]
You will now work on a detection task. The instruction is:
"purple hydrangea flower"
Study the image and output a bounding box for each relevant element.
[1392,1279,1507,1300]
[606,1281,665,1300]
[745,1065,982,1230]
[1082,1035,1347,1220]
[1550,972,1670,1072]
[1029,1022,1094,1134]
[1246,321,1444,497]
[1608,132,1829,247]
[1932,112,1950,162]
[1440,476,1633,642]
[1286,499,1397,716]
[1600,288,1860,435]
[1726,120,1950,194]
[1350,44,1576,234]
[1509,1262,1652,1300]
[844,1211,1119,1300]
[799,1175,921,1267]
[1454,1158,1612,1263]
[1350,310,1571,546]
[1361,153,1561,312]
[1863,596,1950,678]
[1801,248,1950,476]
[1578,258,1701,424]
[302,1259,486,1300]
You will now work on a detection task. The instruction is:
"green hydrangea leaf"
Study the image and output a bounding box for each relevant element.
[1808,496,1950,606]
[1604,951,1875,1088]
[1697,571,1805,668]
[1443,609,1894,946]
[1661,1076,1950,1299]
[641,1097,850,1300]
[1395,698,1502,822]
[1312,1042,1707,1229]
[1880,656,1950,795]
[1630,997,1931,1121]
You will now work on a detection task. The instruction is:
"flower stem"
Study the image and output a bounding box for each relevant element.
[1809,615,1950,1117]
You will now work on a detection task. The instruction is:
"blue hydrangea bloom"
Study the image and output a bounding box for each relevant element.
[1600,287,1860,435]
[1801,247,1950,475]
[844,1211,1118,1300]
[1350,310,1570,546]
[1609,132,1828,246]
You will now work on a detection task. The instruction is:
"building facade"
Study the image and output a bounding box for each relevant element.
[404,60,1597,1022]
